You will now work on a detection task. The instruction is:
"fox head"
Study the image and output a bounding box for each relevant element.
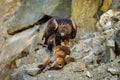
[47,46,70,70]
[47,58,65,70]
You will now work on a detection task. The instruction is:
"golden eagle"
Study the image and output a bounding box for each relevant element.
[42,18,77,48]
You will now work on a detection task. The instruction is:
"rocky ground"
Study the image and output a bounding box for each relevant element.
[0,0,120,80]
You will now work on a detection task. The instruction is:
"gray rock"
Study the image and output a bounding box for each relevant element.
[110,76,118,80]
[111,0,120,11]
[94,45,105,55]
[80,33,93,40]
[82,52,95,64]
[7,0,72,35]
[37,62,85,80]
[43,0,71,18]
[20,63,41,76]
[86,71,93,78]
[0,26,39,66]
[106,40,115,48]
[91,37,103,47]
[9,71,37,80]
[109,48,116,61]
[12,31,46,67]
[71,40,91,60]
[99,9,114,28]
[101,49,110,63]
[107,67,120,75]
[7,0,45,35]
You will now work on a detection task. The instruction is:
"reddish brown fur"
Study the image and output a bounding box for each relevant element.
[38,45,71,70]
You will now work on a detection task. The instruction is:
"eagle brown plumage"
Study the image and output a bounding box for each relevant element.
[42,18,77,47]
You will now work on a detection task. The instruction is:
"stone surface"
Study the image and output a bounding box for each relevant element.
[106,40,115,48]
[0,26,39,66]
[86,71,93,78]
[43,0,71,18]
[9,71,37,80]
[71,0,102,34]
[7,0,45,35]
[14,63,41,76]
[37,62,85,80]
[111,0,120,11]
[7,0,72,35]
[107,67,120,75]
[109,48,116,61]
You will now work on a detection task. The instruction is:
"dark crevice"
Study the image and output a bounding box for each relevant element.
[34,15,52,25]
[93,0,104,21]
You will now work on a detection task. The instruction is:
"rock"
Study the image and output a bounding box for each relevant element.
[110,76,118,80]
[98,9,120,32]
[80,33,93,40]
[96,22,103,31]
[86,64,95,70]
[9,71,37,80]
[7,0,72,35]
[107,67,120,75]
[82,52,95,64]
[99,9,114,29]
[0,26,39,66]
[93,45,105,55]
[91,37,103,47]
[114,29,120,55]
[103,28,115,36]
[7,0,45,35]
[23,63,41,76]
[109,48,116,61]
[15,59,22,68]
[111,0,120,11]
[101,49,110,63]
[10,31,46,67]
[10,62,41,77]
[71,0,102,34]
[37,62,85,80]
[71,40,90,60]
[86,71,93,78]
[43,0,71,18]
[106,40,115,48]
[72,62,87,72]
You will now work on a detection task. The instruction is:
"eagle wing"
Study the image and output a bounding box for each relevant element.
[42,18,58,44]
[71,21,77,39]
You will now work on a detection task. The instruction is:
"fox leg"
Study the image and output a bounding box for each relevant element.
[38,56,50,73]
[64,39,69,47]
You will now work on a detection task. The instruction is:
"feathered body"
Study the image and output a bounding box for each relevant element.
[42,18,77,48]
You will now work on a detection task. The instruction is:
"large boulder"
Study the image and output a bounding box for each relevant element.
[9,71,37,80]
[0,26,39,66]
[7,0,45,35]
[71,0,102,34]
[111,0,120,11]
[43,0,71,18]
[7,0,72,35]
